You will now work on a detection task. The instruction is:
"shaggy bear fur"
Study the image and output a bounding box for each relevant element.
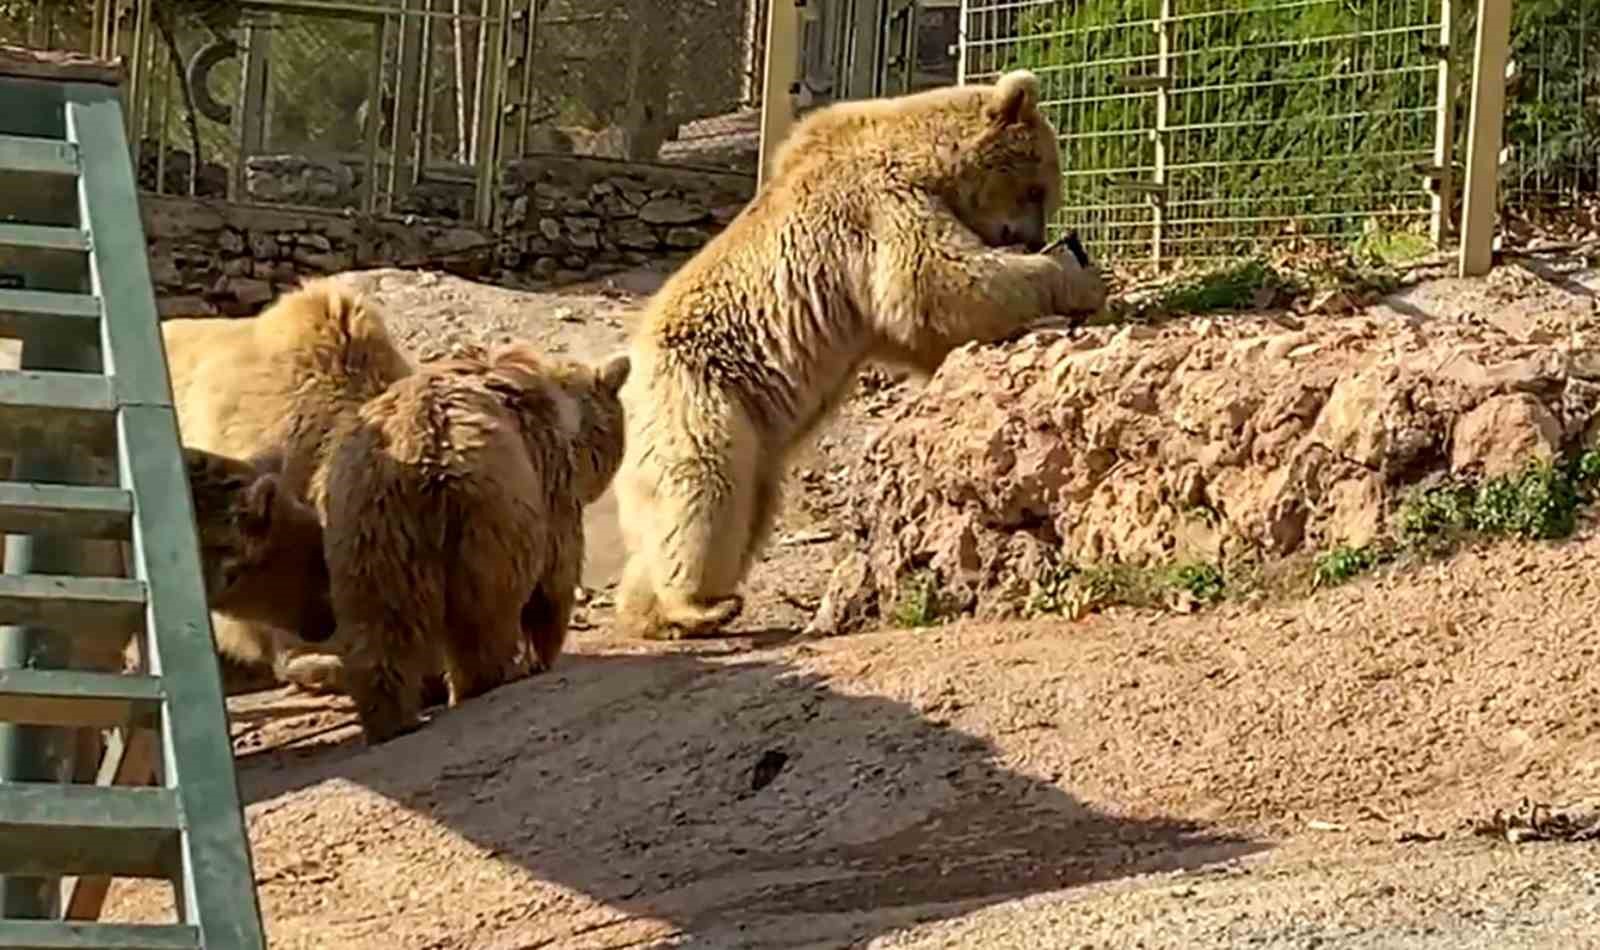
[322,342,629,743]
[613,69,1108,641]
[160,276,413,685]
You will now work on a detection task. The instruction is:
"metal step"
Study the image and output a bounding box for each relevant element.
[0,783,180,877]
[0,921,197,950]
[0,222,89,253]
[0,370,116,444]
[0,134,79,177]
[0,480,131,539]
[0,69,269,948]
[0,573,146,635]
[0,668,163,728]
[0,288,102,344]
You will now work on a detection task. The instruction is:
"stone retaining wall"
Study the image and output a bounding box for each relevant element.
[497,156,752,281]
[140,155,755,315]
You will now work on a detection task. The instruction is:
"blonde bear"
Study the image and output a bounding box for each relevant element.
[613,69,1108,640]
[160,277,413,687]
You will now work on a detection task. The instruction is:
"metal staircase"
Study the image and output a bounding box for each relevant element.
[0,48,267,949]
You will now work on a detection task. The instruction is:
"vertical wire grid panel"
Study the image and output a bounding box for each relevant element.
[1502,1,1600,213]
[962,0,1446,266]
[962,0,1161,263]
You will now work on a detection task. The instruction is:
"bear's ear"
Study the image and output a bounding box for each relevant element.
[987,69,1041,127]
[598,352,631,393]
[240,473,279,538]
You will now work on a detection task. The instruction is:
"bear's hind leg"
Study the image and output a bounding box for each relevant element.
[740,471,785,578]
[523,553,579,672]
[615,559,745,643]
[439,588,528,707]
[341,625,430,745]
[440,628,522,707]
[616,457,752,641]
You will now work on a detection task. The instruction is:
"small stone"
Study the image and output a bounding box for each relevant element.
[437,228,485,253]
[218,229,246,255]
[664,226,711,249]
[531,257,560,278]
[614,220,660,250]
[227,277,275,307]
[538,218,562,242]
[639,197,707,226]
[506,195,530,227]
[248,232,277,260]
[295,232,333,252]
[156,295,214,318]
[533,182,565,212]
[594,194,634,218]
[147,255,181,289]
[292,249,348,272]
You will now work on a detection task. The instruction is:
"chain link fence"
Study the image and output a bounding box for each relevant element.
[0,0,764,221]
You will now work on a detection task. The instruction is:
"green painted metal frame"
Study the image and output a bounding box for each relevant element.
[0,73,268,949]
[0,74,107,923]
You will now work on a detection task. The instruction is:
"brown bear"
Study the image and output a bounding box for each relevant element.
[70,446,336,784]
[183,446,336,646]
[321,341,629,743]
[612,69,1108,641]
[160,276,413,689]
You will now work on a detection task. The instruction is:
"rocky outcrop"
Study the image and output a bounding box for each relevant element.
[808,315,1600,635]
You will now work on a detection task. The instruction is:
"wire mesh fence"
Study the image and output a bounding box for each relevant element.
[3,1,1592,251]
[961,0,1448,266]
[0,0,764,222]
[1500,0,1600,212]
[516,0,762,173]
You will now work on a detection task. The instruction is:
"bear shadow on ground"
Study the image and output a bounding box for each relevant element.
[235,647,1268,946]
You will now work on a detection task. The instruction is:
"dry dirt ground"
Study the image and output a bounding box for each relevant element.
[101,266,1600,948]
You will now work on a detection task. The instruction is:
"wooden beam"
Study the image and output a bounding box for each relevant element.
[757,0,801,188]
[1458,0,1513,278]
